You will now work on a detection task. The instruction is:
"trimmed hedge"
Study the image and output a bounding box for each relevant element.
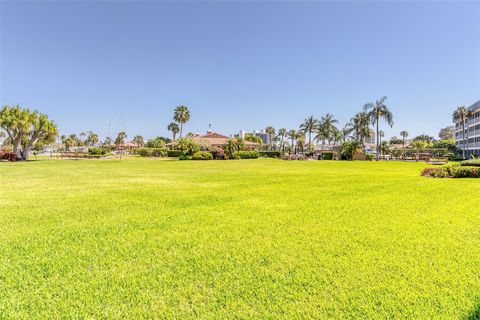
[192,151,213,160]
[179,155,192,160]
[460,159,480,167]
[421,164,480,178]
[238,151,259,159]
[88,147,109,156]
[167,150,183,157]
[259,151,281,158]
[136,147,167,157]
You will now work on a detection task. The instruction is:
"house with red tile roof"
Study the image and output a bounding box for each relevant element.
[166,130,260,151]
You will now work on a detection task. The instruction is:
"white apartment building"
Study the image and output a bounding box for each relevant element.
[455,100,480,158]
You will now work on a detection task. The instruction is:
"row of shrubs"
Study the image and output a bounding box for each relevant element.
[280,154,308,161]
[0,152,17,162]
[421,163,480,178]
[259,151,281,158]
[179,150,260,161]
[460,159,480,167]
[136,148,168,157]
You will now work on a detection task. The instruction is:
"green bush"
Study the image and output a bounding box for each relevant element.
[365,154,374,161]
[179,154,192,160]
[238,151,259,159]
[167,150,183,157]
[192,151,213,160]
[460,159,480,167]
[136,147,167,157]
[88,147,109,155]
[450,166,480,178]
[321,153,333,160]
[151,148,167,157]
[136,148,153,157]
[421,163,479,178]
[259,151,281,158]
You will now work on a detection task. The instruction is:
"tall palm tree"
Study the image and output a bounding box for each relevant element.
[365,96,393,160]
[400,130,409,159]
[265,126,276,150]
[453,106,471,159]
[167,122,180,140]
[300,115,318,149]
[288,129,296,154]
[133,135,144,147]
[173,105,191,138]
[277,128,287,153]
[296,131,305,154]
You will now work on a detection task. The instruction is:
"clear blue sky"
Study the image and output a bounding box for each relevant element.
[1,1,479,140]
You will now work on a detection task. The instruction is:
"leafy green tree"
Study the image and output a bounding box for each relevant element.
[244,134,263,145]
[340,140,361,160]
[438,126,454,140]
[177,137,199,156]
[453,106,471,158]
[167,122,180,140]
[365,97,393,160]
[411,140,427,162]
[173,105,191,138]
[0,105,58,160]
[265,126,276,150]
[412,134,435,143]
[300,115,318,148]
[145,136,169,148]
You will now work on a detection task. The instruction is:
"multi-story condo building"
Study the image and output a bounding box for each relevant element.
[454,100,480,158]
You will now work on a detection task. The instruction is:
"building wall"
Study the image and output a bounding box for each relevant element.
[454,100,480,157]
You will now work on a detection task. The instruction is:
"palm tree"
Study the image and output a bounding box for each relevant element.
[348,110,370,148]
[277,128,287,153]
[167,122,180,140]
[315,113,338,145]
[85,131,99,146]
[300,115,318,149]
[400,130,409,159]
[265,126,276,150]
[296,131,305,154]
[365,96,393,160]
[115,131,127,158]
[288,129,296,154]
[133,135,144,147]
[453,106,471,159]
[173,105,191,138]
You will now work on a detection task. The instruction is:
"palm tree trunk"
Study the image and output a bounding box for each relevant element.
[462,119,466,159]
[179,123,183,138]
[375,116,379,161]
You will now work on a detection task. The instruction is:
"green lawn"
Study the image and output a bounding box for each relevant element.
[1,158,479,319]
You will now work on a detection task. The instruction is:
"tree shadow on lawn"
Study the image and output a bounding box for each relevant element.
[466,300,480,320]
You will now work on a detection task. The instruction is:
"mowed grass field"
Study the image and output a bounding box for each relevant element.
[1,158,480,319]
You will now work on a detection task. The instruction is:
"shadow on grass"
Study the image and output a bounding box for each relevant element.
[466,301,480,320]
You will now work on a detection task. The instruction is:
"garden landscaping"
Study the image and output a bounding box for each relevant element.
[1,159,479,318]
